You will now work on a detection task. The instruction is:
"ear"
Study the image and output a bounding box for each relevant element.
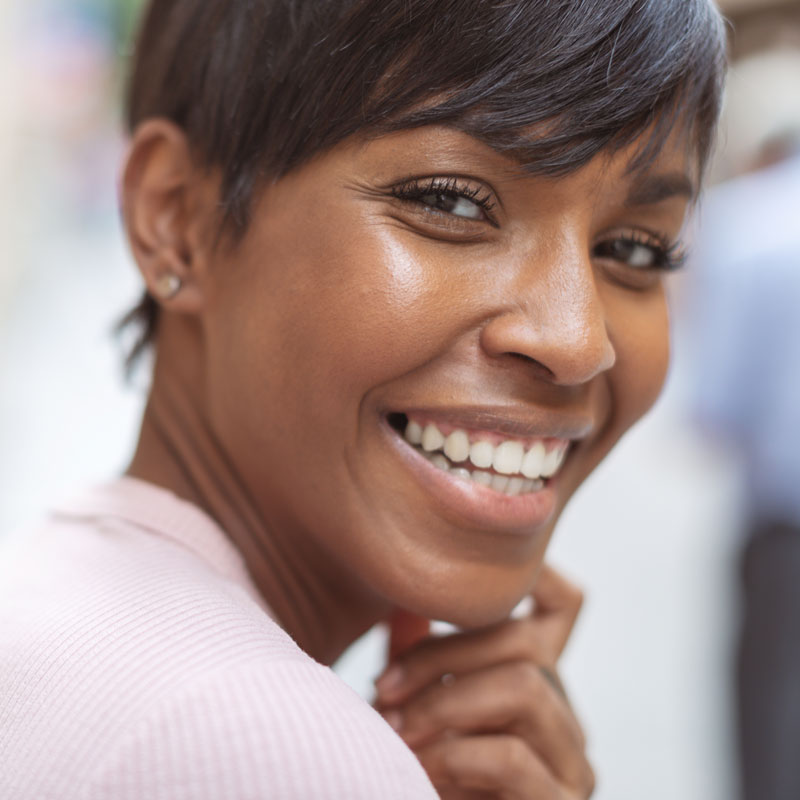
[121,119,217,314]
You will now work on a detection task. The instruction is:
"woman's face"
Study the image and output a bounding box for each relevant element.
[199,125,693,626]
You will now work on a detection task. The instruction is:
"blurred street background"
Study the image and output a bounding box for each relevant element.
[1,1,799,798]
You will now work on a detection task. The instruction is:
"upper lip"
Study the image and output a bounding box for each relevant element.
[390,405,595,442]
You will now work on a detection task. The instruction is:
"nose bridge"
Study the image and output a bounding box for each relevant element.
[481,237,616,385]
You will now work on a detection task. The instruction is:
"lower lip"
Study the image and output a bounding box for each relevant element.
[381,419,559,534]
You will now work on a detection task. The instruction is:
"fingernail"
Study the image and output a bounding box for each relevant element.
[382,709,404,733]
[375,665,405,696]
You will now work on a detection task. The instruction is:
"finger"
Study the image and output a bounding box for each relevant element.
[415,735,565,800]
[388,609,431,661]
[376,567,583,703]
[394,661,591,792]
[376,617,556,705]
[530,564,584,660]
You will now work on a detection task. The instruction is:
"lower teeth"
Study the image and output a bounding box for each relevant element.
[419,447,544,495]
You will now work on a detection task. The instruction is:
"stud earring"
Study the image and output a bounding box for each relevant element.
[154,273,182,300]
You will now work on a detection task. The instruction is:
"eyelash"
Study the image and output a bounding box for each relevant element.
[389,177,497,221]
[595,231,687,272]
[389,177,686,273]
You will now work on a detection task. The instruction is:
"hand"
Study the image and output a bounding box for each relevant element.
[375,565,594,799]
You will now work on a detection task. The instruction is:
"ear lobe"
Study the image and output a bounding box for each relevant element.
[121,119,213,314]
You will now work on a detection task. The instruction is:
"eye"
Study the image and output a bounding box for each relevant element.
[389,176,498,226]
[419,192,484,220]
[593,231,685,272]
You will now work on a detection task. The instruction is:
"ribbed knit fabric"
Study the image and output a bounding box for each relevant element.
[0,478,437,799]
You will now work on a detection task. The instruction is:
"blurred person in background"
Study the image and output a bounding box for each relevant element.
[687,47,800,800]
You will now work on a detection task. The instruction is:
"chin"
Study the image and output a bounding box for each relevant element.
[442,597,529,629]
[382,549,549,630]
[428,589,532,630]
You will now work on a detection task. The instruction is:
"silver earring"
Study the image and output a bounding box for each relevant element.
[154,273,182,300]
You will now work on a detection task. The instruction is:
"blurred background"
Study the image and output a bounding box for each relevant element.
[1,1,798,798]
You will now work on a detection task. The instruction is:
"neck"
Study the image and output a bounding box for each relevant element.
[127,316,389,665]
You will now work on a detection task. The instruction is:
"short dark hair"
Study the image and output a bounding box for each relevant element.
[121,0,726,365]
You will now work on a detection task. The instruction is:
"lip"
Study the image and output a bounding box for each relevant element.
[397,406,594,442]
[380,413,576,534]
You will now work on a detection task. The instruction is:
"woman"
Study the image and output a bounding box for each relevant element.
[0,1,725,798]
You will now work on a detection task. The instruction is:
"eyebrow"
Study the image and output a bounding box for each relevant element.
[624,172,696,206]
[435,126,698,204]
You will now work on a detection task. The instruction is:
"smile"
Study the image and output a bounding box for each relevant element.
[382,410,576,532]
[403,418,569,497]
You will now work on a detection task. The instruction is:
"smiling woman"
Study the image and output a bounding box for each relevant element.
[0,1,726,799]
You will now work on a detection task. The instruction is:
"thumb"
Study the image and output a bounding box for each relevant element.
[388,609,431,661]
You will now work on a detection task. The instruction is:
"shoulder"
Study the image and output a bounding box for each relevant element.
[0,508,295,669]
[0,506,436,799]
[81,658,437,800]
[0,508,307,702]
[0,510,296,794]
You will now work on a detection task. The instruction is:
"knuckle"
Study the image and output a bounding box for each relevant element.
[514,660,546,696]
[564,581,584,614]
[498,736,530,782]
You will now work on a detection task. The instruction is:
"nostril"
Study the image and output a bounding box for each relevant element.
[508,352,555,380]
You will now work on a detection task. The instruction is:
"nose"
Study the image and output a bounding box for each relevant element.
[479,245,616,386]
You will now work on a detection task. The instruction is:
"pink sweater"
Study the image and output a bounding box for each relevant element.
[0,477,437,799]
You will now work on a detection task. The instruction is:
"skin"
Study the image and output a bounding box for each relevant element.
[123,121,695,797]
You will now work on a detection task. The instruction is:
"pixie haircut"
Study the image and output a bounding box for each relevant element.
[122,0,726,363]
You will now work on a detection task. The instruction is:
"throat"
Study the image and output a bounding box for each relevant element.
[127,377,384,666]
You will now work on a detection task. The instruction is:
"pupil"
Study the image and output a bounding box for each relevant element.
[595,239,655,268]
[608,240,653,267]
[613,240,633,259]
[423,193,456,213]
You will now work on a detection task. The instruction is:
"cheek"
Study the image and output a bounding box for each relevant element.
[203,207,462,461]
[557,285,669,506]
[297,231,452,390]
[244,214,472,410]
[607,286,671,429]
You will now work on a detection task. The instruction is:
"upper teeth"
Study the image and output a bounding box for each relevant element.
[404,420,568,480]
